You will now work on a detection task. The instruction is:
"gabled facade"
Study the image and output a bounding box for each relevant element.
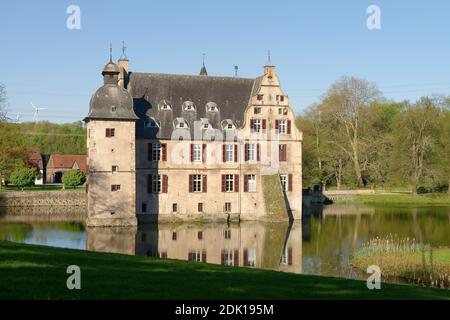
[85,52,302,227]
[46,154,87,184]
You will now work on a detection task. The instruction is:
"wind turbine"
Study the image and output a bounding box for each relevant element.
[30,102,48,123]
[15,112,22,124]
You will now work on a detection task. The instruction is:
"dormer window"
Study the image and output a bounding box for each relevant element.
[111,105,117,112]
[204,124,209,129]
[174,118,189,129]
[206,102,219,112]
[179,123,185,128]
[227,124,233,129]
[182,101,196,112]
[158,100,172,111]
[221,119,235,130]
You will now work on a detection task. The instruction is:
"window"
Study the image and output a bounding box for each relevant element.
[193,144,202,162]
[198,202,203,212]
[111,105,117,112]
[105,128,115,137]
[280,175,288,192]
[112,165,119,173]
[179,123,185,128]
[225,144,234,163]
[224,229,231,239]
[142,202,147,213]
[152,143,162,161]
[227,124,233,129]
[193,175,202,192]
[254,107,262,114]
[188,251,202,262]
[247,144,256,161]
[244,248,256,267]
[111,184,121,192]
[279,144,287,161]
[281,247,293,265]
[257,94,264,101]
[246,175,256,192]
[225,175,234,192]
[224,202,232,212]
[152,175,161,193]
[276,95,285,103]
[198,231,203,240]
[172,232,177,241]
[172,203,177,213]
[221,250,233,266]
[252,119,261,132]
[278,120,286,134]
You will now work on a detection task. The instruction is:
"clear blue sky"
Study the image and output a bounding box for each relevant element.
[1,0,450,123]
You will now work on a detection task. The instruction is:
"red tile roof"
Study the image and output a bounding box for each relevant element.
[26,147,43,169]
[47,154,87,172]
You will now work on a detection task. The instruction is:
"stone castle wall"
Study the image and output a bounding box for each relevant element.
[0,190,86,207]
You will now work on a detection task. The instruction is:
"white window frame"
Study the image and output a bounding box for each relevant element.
[253,119,261,132]
[225,175,234,192]
[111,184,121,192]
[248,144,256,161]
[225,144,234,163]
[280,174,288,192]
[224,250,233,266]
[152,143,162,161]
[248,174,256,192]
[112,165,119,173]
[279,120,286,134]
[152,174,162,193]
[193,174,202,192]
[247,248,256,267]
[193,144,202,162]
[190,251,202,262]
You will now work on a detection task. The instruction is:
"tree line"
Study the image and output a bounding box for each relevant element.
[296,76,450,194]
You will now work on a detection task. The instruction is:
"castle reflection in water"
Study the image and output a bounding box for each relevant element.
[86,222,302,274]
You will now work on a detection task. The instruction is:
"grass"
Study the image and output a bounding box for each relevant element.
[353,235,450,289]
[336,194,450,205]
[0,241,449,300]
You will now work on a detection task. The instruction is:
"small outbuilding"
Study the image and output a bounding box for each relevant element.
[46,154,87,184]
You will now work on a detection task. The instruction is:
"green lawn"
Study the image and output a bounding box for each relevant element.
[0,241,449,300]
[348,194,450,205]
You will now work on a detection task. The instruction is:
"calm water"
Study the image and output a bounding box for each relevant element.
[1,204,449,282]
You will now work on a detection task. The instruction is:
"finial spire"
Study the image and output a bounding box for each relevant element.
[109,43,113,63]
[267,49,271,65]
[202,53,206,66]
[200,53,208,76]
[234,65,238,77]
[120,41,128,60]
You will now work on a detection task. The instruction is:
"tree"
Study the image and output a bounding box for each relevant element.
[391,98,440,195]
[10,167,35,190]
[0,123,28,190]
[62,170,86,188]
[321,76,381,187]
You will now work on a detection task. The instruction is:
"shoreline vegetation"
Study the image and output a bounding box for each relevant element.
[0,241,449,300]
[352,235,450,289]
[333,193,450,205]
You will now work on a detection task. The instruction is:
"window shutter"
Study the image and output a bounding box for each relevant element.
[234,250,239,266]
[284,144,288,161]
[202,144,206,163]
[162,144,167,161]
[288,174,293,192]
[275,120,279,130]
[257,143,261,162]
[221,251,226,265]
[244,144,249,161]
[222,144,226,162]
[250,119,254,129]
[189,175,193,193]
[190,144,194,162]
[234,144,238,162]
[244,175,249,192]
[288,248,293,265]
[105,128,110,137]
[262,119,266,130]
[162,175,168,193]
[221,175,226,192]
[202,175,207,193]
[148,143,153,161]
[279,144,287,162]
[147,175,152,193]
[202,251,207,262]
[234,174,239,192]
[243,249,248,266]
[287,120,291,134]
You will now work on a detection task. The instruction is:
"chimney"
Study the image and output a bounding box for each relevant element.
[118,59,128,88]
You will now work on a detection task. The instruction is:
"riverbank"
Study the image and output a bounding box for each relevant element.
[336,193,450,205]
[0,241,449,299]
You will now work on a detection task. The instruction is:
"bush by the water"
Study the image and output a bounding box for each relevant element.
[9,167,36,190]
[353,235,450,289]
[62,170,86,188]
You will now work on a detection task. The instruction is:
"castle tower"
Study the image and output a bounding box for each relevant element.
[84,49,139,227]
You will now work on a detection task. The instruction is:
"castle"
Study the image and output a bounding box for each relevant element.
[84,49,303,227]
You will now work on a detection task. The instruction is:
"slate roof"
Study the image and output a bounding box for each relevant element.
[128,72,262,139]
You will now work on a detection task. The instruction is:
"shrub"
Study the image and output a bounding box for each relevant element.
[10,167,36,190]
[62,170,86,188]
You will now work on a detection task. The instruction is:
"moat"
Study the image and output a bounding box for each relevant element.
[1,204,449,283]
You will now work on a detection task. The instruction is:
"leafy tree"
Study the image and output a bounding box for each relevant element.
[0,84,8,122]
[62,169,86,188]
[10,167,36,190]
[0,123,27,190]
